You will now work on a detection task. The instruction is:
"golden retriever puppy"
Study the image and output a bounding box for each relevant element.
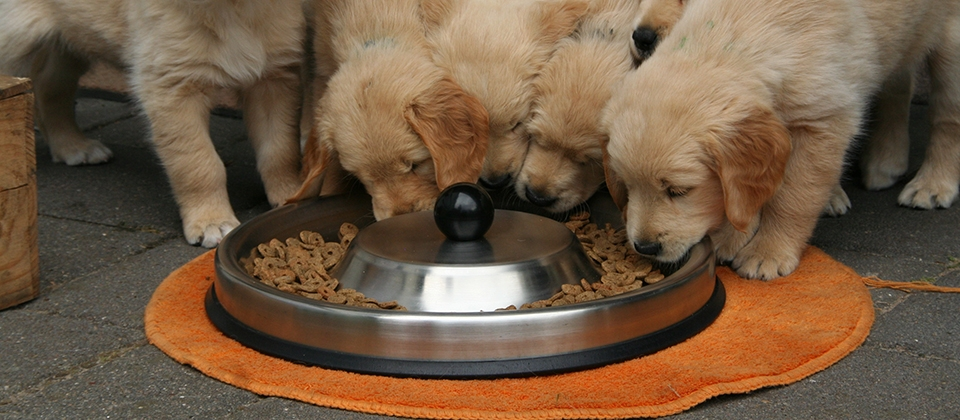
[288,0,489,221]
[0,0,305,248]
[602,0,960,280]
[421,0,589,189]
[514,0,642,213]
[631,0,855,219]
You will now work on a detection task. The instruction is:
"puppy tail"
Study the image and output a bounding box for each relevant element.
[406,76,490,190]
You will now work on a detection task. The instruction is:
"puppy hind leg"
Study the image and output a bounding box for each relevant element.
[899,31,960,209]
[137,77,238,248]
[31,44,113,165]
[242,68,304,207]
[861,67,914,190]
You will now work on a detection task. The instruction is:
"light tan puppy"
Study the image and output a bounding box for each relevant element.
[421,0,590,189]
[0,0,305,248]
[631,0,854,218]
[602,0,960,280]
[514,0,642,213]
[288,0,489,221]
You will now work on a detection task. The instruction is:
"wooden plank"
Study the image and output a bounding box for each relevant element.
[0,90,34,191]
[0,75,32,101]
[0,181,39,309]
[0,76,39,309]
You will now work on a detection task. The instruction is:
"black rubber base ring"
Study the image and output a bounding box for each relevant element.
[205,278,725,379]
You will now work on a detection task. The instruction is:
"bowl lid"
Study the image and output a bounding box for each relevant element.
[331,183,601,311]
[353,209,576,265]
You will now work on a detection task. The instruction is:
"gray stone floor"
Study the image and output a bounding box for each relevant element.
[0,95,957,419]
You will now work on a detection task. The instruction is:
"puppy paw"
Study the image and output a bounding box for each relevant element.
[898,174,959,209]
[731,248,801,281]
[821,184,851,217]
[182,213,241,248]
[712,221,759,263]
[729,229,804,280]
[51,139,114,166]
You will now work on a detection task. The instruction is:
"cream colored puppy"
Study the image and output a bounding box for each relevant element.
[421,0,589,190]
[631,0,854,218]
[288,0,489,221]
[515,0,642,213]
[602,0,960,280]
[0,0,305,247]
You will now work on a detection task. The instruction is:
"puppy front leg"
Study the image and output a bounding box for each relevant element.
[31,43,113,165]
[136,77,238,248]
[862,67,914,190]
[732,124,854,280]
[242,67,304,206]
[711,215,759,264]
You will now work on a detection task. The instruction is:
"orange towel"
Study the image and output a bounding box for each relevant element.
[145,246,874,419]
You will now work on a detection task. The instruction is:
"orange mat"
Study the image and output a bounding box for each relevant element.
[145,246,874,419]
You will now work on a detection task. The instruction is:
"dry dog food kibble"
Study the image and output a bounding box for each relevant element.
[497,212,662,310]
[242,223,408,311]
[245,212,661,311]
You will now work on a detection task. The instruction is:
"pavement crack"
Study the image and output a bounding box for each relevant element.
[875,343,959,364]
[0,339,149,407]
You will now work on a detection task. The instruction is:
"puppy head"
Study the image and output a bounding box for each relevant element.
[290,51,488,220]
[601,58,790,263]
[515,34,632,213]
[631,0,685,61]
[426,0,590,190]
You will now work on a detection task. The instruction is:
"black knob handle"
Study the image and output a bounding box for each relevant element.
[433,183,495,241]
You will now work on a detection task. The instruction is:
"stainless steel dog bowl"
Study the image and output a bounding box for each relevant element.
[207,188,723,378]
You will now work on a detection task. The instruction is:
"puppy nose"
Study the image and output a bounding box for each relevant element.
[524,187,558,208]
[632,26,659,56]
[480,173,512,189]
[633,240,661,256]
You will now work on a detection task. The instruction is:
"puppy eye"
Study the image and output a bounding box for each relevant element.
[511,121,523,131]
[667,187,689,198]
[411,159,433,175]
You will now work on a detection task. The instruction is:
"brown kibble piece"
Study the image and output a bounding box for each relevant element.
[645,270,665,284]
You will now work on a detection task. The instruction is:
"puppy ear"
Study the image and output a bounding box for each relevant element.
[708,107,791,231]
[405,77,490,190]
[600,135,629,213]
[286,124,339,203]
[535,0,590,45]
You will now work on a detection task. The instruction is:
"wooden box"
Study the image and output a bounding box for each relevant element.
[0,75,39,310]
